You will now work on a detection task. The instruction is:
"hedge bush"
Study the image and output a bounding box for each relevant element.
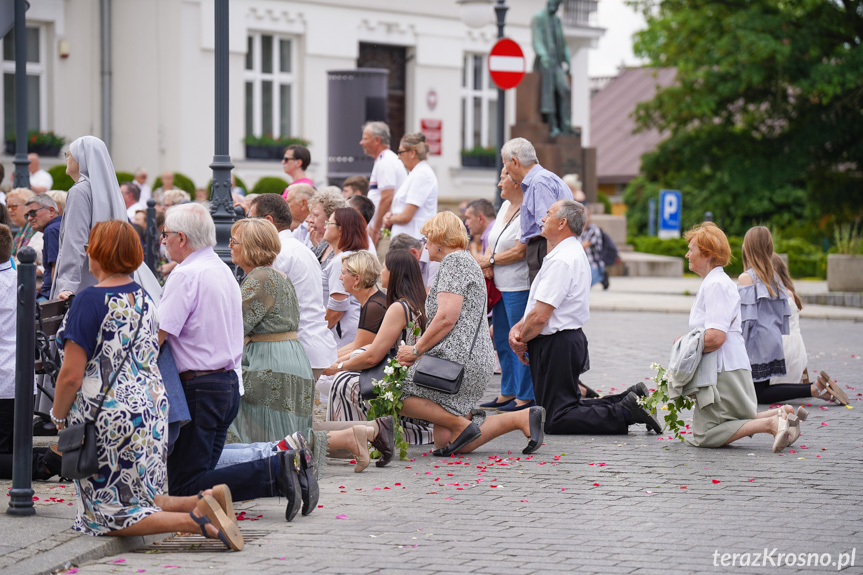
[629,235,826,279]
[252,176,289,195]
[46,164,74,191]
[115,171,135,185]
[152,172,196,195]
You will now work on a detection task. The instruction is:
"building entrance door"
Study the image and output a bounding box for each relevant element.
[358,43,406,149]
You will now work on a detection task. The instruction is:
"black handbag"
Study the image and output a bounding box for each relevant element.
[413,305,485,395]
[58,292,146,480]
[359,301,410,400]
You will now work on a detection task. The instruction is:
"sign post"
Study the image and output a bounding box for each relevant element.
[658,190,682,239]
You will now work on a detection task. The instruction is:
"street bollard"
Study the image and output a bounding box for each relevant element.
[144,199,159,275]
[704,211,714,222]
[7,246,37,516]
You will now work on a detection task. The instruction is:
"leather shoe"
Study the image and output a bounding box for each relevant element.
[371,416,395,467]
[621,391,662,434]
[275,450,302,521]
[296,448,319,515]
[626,382,649,398]
[432,422,481,457]
[523,405,546,454]
[479,397,515,410]
[497,399,535,413]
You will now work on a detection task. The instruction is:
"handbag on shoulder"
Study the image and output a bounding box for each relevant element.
[59,292,146,480]
[412,305,485,395]
[358,300,410,400]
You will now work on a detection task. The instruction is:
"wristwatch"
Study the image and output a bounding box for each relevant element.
[337,361,344,370]
[489,255,496,266]
[412,345,419,356]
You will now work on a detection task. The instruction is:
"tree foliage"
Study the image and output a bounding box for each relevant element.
[626,0,863,239]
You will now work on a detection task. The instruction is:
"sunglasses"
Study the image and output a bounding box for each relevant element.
[281,156,296,163]
[25,207,49,219]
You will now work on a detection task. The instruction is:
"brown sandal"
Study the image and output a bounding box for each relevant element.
[818,371,849,406]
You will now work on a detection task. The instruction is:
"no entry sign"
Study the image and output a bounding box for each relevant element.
[488,38,526,90]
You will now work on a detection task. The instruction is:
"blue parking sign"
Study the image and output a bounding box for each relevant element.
[658,189,682,239]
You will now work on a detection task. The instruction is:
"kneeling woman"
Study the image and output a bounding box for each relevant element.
[52,220,242,549]
[682,222,804,452]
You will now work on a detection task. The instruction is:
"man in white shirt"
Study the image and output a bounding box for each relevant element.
[27,154,53,194]
[285,183,315,248]
[134,168,152,204]
[121,182,146,220]
[249,194,337,381]
[509,200,661,435]
[359,121,406,246]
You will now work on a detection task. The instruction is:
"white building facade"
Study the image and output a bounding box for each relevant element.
[1,0,602,207]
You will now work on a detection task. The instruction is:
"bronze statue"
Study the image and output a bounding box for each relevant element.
[531,0,574,137]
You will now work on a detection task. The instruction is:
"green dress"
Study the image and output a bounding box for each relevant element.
[228,267,327,470]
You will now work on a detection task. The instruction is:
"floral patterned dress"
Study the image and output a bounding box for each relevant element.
[227,267,325,470]
[56,283,167,536]
[401,250,494,425]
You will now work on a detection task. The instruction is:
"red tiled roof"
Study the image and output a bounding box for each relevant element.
[590,67,676,184]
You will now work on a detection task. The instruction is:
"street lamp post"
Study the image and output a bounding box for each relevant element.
[209,0,236,266]
[458,0,508,208]
[12,0,29,189]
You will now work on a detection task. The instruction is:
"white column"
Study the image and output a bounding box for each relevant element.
[568,38,591,146]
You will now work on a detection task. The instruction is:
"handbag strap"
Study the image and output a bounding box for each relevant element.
[466,301,486,357]
[90,290,147,422]
[490,207,521,257]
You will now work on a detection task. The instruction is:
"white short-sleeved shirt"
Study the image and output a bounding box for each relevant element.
[274,231,338,369]
[689,266,750,372]
[29,169,53,191]
[292,221,314,249]
[322,251,361,348]
[368,149,407,221]
[0,262,18,399]
[390,160,438,240]
[487,201,529,292]
[524,236,591,335]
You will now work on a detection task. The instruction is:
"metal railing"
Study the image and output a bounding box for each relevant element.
[562,0,599,27]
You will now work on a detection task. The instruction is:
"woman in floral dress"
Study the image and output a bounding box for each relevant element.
[52,220,241,549]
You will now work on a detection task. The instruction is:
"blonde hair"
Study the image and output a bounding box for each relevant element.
[7,187,35,203]
[46,191,67,216]
[342,250,381,290]
[742,226,779,297]
[400,132,429,160]
[164,189,191,206]
[421,210,469,250]
[684,222,732,268]
[231,218,281,268]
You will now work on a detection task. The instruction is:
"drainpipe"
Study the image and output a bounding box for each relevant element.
[100,0,111,151]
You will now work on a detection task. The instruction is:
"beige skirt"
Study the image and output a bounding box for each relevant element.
[689,368,758,448]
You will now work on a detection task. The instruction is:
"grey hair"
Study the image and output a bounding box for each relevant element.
[25,193,58,211]
[311,186,346,217]
[554,200,586,236]
[165,202,216,250]
[287,183,315,201]
[501,137,538,166]
[388,233,422,252]
[363,121,391,146]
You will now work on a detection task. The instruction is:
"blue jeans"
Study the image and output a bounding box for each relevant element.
[216,442,278,469]
[492,290,534,401]
[590,265,603,286]
[167,371,279,501]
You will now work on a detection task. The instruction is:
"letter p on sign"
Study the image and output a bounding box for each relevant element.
[658,189,682,239]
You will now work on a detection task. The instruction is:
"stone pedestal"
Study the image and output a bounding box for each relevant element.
[512,72,598,203]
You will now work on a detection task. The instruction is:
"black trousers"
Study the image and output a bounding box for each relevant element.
[753,380,811,404]
[526,236,548,284]
[0,398,48,479]
[528,329,629,435]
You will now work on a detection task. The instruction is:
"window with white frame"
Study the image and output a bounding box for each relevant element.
[2,25,47,139]
[245,33,296,141]
[461,53,497,152]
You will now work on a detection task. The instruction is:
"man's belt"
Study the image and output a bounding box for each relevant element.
[179,368,230,381]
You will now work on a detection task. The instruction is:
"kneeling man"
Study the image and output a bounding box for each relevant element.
[509,200,661,435]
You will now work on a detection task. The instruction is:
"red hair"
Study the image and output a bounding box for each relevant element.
[88,220,143,274]
[334,207,369,252]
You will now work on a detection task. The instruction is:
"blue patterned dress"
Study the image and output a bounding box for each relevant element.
[57,282,168,535]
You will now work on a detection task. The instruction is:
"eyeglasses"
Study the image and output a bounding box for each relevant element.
[396,149,410,155]
[25,207,48,219]
[228,237,242,247]
[6,203,22,211]
[324,221,339,228]
[160,230,180,240]
[281,156,296,163]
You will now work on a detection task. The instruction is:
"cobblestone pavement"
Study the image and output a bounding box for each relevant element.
[46,311,863,574]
